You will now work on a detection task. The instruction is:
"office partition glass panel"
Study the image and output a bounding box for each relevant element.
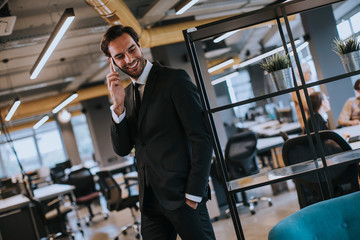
[71,114,95,162]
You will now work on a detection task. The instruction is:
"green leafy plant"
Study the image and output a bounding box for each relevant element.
[260,53,291,73]
[333,35,360,56]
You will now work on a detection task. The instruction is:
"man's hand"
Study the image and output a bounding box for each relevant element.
[185,198,198,210]
[107,58,125,116]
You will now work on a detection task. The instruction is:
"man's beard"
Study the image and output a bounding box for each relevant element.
[119,55,146,79]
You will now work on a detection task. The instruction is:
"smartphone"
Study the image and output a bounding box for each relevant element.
[111,58,117,72]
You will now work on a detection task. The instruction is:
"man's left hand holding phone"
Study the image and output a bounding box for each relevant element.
[106,58,126,117]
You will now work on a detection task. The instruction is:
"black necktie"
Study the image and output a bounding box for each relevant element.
[134,83,141,116]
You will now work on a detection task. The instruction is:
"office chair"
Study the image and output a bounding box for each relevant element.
[225,130,272,215]
[67,167,108,225]
[27,195,83,239]
[282,130,359,208]
[50,166,68,184]
[97,170,140,240]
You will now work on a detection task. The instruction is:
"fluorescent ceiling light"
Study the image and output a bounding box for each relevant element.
[234,40,302,69]
[208,59,235,73]
[33,115,49,130]
[175,0,199,15]
[5,98,21,121]
[213,30,240,43]
[52,92,78,114]
[30,8,75,80]
[211,72,239,85]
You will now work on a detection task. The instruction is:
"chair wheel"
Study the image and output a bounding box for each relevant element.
[114,237,119,240]
[269,202,273,207]
[136,233,141,239]
[77,222,81,227]
[86,221,90,226]
[250,210,256,215]
[123,230,127,235]
[104,214,109,220]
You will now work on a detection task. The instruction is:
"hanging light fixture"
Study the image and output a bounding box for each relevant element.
[175,0,199,15]
[52,92,78,114]
[5,98,21,121]
[33,115,49,130]
[30,8,75,79]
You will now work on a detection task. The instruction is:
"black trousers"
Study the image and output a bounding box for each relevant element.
[141,186,216,240]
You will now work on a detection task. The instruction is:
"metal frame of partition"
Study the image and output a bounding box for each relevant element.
[183,0,357,239]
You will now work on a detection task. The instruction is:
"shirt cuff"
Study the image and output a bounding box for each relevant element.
[185,193,202,203]
[110,105,126,124]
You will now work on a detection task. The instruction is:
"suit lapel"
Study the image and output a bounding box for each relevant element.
[138,62,161,126]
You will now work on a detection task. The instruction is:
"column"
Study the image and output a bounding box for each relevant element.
[82,96,124,167]
[55,115,81,166]
[301,6,354,129]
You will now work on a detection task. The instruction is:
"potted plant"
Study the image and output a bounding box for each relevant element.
[333,35,360,73]
[260,53,294,91]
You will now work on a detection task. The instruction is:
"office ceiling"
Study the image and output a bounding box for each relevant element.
[1,0,349,129]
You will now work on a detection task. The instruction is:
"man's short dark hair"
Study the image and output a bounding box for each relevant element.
[309,92,323,113]
[354,79,360,91]
[100,25,139,57]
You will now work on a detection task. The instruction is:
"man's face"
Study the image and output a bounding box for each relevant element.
[108,33,146,79]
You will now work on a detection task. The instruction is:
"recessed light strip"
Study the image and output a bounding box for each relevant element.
[5,99,21,121]
[30,8,75,80]
[211,72,239,85]
[213,30,240,43]
[176,0,199,15]
[208,59,235,73]
[234,40,302,69]
[33,115,49,130]
[52,93,78,114]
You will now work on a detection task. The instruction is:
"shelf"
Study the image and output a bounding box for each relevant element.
[227,148,360,192]
[188,0,342,41]
[208,69,360,114]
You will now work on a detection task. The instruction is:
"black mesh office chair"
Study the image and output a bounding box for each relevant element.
[282,130,359,208]
[225,130,272,215]
[67,167,107,225]
[97,170,140,240]
[27,195,83,239]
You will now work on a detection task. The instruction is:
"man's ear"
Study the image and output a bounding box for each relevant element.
[107,57,111,63]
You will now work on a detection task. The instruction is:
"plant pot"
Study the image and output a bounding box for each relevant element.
[269,68,294,91]
[340,50,360,73]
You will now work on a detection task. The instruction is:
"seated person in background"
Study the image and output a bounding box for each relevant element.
[291,62,315,130]
[305,92,330,133]
[338,79,360,127]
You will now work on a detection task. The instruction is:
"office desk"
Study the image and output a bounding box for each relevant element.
[247,120,301,137]
[333,125,360,149]
[0,195,38,240]
[0,184,75,240]
[33,183,75,201]
[92,158,135,175]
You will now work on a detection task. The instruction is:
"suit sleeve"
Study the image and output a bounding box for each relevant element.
[170,70,213,197]
[111,117,135,157]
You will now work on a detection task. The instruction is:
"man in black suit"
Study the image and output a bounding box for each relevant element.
[100,25,216,239]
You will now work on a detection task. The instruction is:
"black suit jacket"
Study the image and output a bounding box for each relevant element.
[111,62,213,210]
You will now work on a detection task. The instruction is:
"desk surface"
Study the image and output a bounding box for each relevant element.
[239,120,301,137]
[92,158,135,174]
[33,183,75,201]
[0,184,75,214]
[0,194,30,213]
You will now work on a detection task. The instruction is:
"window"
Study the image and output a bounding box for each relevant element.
[71,114,95,162]
[337,20,352,39]
[350,12,360,33]
[227,70,256,118]
[0,121,67,177]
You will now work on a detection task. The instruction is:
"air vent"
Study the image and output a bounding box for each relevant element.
[0,15,16,36]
